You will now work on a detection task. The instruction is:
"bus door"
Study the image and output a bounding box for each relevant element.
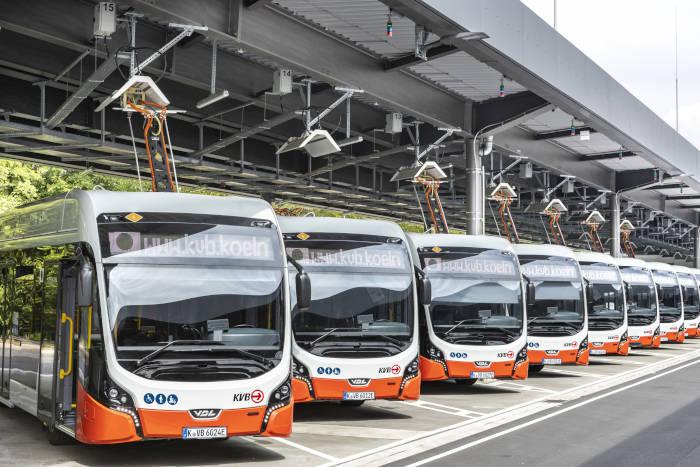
[53,260,79,429]
[9,263,42,415]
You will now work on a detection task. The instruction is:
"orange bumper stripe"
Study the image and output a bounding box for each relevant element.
[446,360,517,379]
[308,376,404,400]
[262,402,294,437]
[419,356,448,381]
[528,349,578,365]
[76,383,140,444]
[138,406,266,438]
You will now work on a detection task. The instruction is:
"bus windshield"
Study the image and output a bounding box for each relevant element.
[653,271,682,323]
[620,267,658,326]
[519,256,584,336]
[581,264,625,331]
[285,235,413,358]
[100,214,286,381]
[419,248,523,345]
[677,273,699,320]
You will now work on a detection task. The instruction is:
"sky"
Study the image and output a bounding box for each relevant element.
[520,0,700,149]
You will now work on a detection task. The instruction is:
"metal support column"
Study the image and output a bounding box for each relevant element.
[465,138,484,235]
[695,213,700,268]
[611,192,621,257]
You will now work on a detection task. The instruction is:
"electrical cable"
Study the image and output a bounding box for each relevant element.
[126,112,143,191]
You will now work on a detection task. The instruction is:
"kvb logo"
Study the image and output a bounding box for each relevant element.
[251,389,264,404]
[232,390,265,403]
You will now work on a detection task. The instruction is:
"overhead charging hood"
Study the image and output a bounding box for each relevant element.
[276,129,341,158]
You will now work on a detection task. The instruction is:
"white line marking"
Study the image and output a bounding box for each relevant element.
[404,357,700,466]
[292,423,424,440]
[400,400,483,418]
[269,436,339,461]
[327,347,700,467]
[541,368,606,377]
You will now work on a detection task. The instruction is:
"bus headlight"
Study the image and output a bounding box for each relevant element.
[577,337,588,359]
[400,356,420,392]
[426,345,447,373]
[101,378,142,433]
[514,346,528,366]
[261,377,292,432]
[620,331,628,343]
[292,358,315,397]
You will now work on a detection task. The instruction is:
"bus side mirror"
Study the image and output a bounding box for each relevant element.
[77,261,93,308]
[586,283,595,304]
[527,282,536,307]
[296,272,311,312]
[418,277,432,306]
[624,282,632,299]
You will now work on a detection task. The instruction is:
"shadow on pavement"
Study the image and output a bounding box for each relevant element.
[293,401,412,422]
[0,405,285,467]
[418,380,519,395]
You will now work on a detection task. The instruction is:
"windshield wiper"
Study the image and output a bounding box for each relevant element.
[443,319,482,337]
[306,328,340,350]
[305,327,406,350]
[135,340,272,369]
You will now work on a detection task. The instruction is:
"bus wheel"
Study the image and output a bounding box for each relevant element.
[340,400,365,407]
[46,424,75,446]
[454,378,477,386]
[529,364,545,373]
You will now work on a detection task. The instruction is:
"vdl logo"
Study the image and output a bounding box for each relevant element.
[317,367,341,376]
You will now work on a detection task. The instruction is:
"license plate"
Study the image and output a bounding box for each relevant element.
[343,391,375,400]
[542,358,562,365]
[182,426,227,440]
[469,371,495,379]
[590,349,606,355]
[661,337,669,342]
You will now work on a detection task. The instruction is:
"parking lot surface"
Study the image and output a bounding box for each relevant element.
[3,340,700,467]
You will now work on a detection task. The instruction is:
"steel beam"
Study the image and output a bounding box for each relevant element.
[383,43,458,71]
[534,127,597,141]
[117,0,466,128]
[472,91,551,134]
[666,194,700,201]
[579,150,635,161]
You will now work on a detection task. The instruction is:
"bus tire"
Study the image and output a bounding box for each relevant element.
[454,378,477,386]
[46,424,75,446]
[339,400,365,407]
[529,364,545,373]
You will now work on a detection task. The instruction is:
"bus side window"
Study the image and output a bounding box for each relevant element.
[41,264,59,345]
[13,263,36,339]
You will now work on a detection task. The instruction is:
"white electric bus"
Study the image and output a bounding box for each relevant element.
[575,251,629,356]
[408,234,528,384]
[513,244,589,371]
[0,190,302,444]
[280,217,424,405]
[672,265,700,338]
[649,262,685,343]
[614,257,660,348]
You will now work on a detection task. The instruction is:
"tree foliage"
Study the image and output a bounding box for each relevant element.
[0,159,427,232]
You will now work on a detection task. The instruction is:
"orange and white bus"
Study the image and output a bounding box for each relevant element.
[649,262,685,343]
[672,265,700,338]
[409,234,528,384]
[281,217,423,405]
[614,257,660,348]
[0,191,299,444]
[513,244,589,372]
[575,251,629,356]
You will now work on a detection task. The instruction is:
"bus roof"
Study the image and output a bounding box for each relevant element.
[512,243,576,259]
[0,190,277,253]
[574,251,617,265]
[407,233,513,252]
[647,261,678,273]
[278,216,407,239]
[613,257,649,269]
